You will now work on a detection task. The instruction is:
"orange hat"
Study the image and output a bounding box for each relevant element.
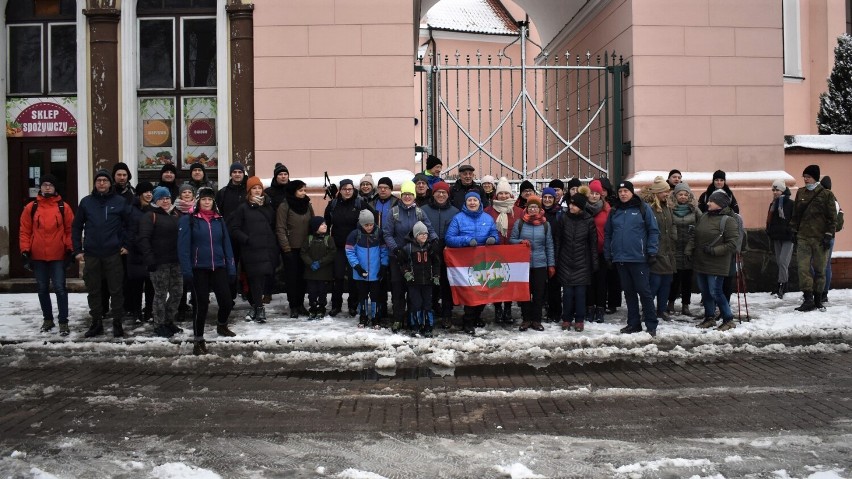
[245,176,263,192]
[525,195,543,209]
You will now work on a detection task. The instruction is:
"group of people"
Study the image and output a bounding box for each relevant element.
[18,154,841,353]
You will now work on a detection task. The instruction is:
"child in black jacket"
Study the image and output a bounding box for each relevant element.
[301,217,336,319]
[398,221,440,337]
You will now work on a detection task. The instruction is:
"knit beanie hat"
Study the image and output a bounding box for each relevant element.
[179,184,194,196]
[412,221,428,238]
[599,177,614,195]
[338,178,354,190]
[413,173,430,185]
[160,163,177,176]
[94,168,113,183]
[519,179,535,193]
[712,169,726,181]
[426,154,442,171]
[802,164,820,181]
[566,177,582,190]
[648,175,669,193]
[668,169,682,180]
[400,180,416,195]
[617,180,634,193]
[432,181,450,194]
[359,173,375,188]
[309,216,326,234]
[136,182,154,195]
[112,162,132,181]
[40,174,58,187]
[673,182,692,196]
[274,162,289,176]
[464,191,482,204]
[495,177,512,195]
[771,179,786,191]
[245,176,263,193]
[152,186,171,203]
[708,190,731,209]
[569,193,588,210]
[542,187,557,199]
[481,175,496,186]
[589,179,604,194]
[197,187,216,200]
[287,179,307,194]
[548,178,565,190]
[189,162,205,174]
[378,176,393,189]
[230,162,246,174]
[358,208,375,226]
[525,195,543,209]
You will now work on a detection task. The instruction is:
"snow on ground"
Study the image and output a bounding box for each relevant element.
[0,289,849,374]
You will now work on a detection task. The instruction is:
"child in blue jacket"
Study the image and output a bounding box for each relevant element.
[345,210,389,328]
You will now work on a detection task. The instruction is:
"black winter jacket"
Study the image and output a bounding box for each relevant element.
[449,179,488,211]
[228,198,279,276]
[557,211,598,286]
[137,205,181,267]
[766,190,794,242]
[216,180,247,219]
[324,195,374,248]
[126,198,149,280]
[399,235,440,285]
[265,181,289,213]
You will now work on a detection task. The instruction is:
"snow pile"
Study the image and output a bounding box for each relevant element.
[150,462,221,479]
[260,169,416,189]
[785,135,852,153]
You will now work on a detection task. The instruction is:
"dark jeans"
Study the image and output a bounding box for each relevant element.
[606,265,622,309]
[125,276,154,316]
[546,276,562,320]
[586,253,607,309]
[356,280,382,306]
[696,272,732,321]
[306,280,329,309]
[32,260,68,323]
[520,267,548,324]
[669,268,693,305]
[562,284,587,323]
[332,249,357,310]
[649,272,673,315]
[389,256,409,322]
[408,284,433,312]
[246,273,267,308]
[432,261,453,317]
[616,262,657,332]
[286,250,307,309]
[191,267,233,339]
[82,253,125,321]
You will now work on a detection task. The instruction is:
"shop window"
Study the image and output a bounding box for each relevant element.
[5,0,76,95]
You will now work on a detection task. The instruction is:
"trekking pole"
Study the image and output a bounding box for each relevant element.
[737,253,751,321]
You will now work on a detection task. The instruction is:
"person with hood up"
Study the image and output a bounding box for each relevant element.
[398,221,441,337]
[698,170,739,214]
[449,164,487,210]
[178,187,237,356]
[264,162,290,212]
[228,176,279,323]
[359,173,377,203]
[185,162,217,195]
[541,187,564,323]
[485,178,524,325]
[19,174,75,335]
[641,176,677,321]
[445,191,499,335]
[580,180,610,323]
[346,209,389,329]
[510,195,556,332]
[276,179,314,317]
[668,182,700,316]
[72,169,132,338]
[766,179,794,300]
[422,180,459,328]
[112,162,135,204]
[557,193,598,331]
[691,190,739,331]
[301,216,336,320]
[138,186,184,338]
[157,163,180,200]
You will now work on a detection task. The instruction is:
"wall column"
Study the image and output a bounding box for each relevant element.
[226,3,255,173]
[83,7,120,173]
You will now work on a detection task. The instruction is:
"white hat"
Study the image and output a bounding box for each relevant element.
[496,177,512,195]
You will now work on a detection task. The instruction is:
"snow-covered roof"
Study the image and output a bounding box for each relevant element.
[785,134,852,153]
[629,170,796,185]
[421,0,519,36]
[259,169,415,189]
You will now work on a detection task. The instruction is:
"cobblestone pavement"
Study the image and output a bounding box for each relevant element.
[1,352,851,477]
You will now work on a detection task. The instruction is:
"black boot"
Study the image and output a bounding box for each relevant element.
[501,304,513,324]
[112,318,124,338]
[493,303,503,323]
[255,306,267,323]
[84,317,104,338]
[217,324,236,337]
[820,290,828,303]
[193,340,208,355]
[795,291,816,312]
[814,294,826,312]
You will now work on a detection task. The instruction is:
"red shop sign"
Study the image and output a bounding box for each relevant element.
[187,118,215,146]
[12,102,77,137]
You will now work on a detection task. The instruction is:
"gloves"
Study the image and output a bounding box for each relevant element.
[647,255,657,265]
[519,239,531,246]
[485,237,496,245]
[547,266,556,278]
[702,244,713,256]
[379,265,388,279]
[354,264,368,278]
[311,260,321,271]
[822,234,833,250]
[469,239,478,247]
[21,251,32,272]
[432,276,440,286]
[148,264,158,273]
[404,271,414,282]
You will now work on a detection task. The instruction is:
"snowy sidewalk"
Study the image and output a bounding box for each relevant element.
[0,291,849,373]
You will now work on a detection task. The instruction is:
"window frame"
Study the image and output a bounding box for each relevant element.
[179,15,216,90]
[782,0,804,80]
[136,16,177,92]
[47,21,76,94]
[6,23,45,95]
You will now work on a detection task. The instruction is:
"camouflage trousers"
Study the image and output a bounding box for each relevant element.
[150,263,183,325]
[796,237,828,293]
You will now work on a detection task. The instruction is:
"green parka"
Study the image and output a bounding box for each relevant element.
[790,183,837,240]
[690,207,738,276]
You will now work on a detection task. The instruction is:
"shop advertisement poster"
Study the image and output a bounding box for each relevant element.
[182,96,218,169]
[138,97,176,170]
[6,97,78,137]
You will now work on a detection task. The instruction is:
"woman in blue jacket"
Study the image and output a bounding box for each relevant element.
[510,195,555,332]
[346,209,389,329]
[178,187,237,355]
[445,191,499,335]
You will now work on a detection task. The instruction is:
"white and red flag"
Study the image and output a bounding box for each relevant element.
[444,245,530,306]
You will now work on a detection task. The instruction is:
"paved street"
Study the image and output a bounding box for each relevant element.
[1,349,851,477]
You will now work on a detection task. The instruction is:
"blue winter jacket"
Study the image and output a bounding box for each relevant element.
[345,226,389,281]
[71,187,132,258]
[178,212,237,279]
[382,202,437,251]
[509,219,555,268]
[445,206,499,248]
[603,196,660,263]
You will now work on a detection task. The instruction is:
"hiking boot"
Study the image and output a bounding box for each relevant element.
[166,322,183,335]
[217,324,236,337]
[697,317,717,329]
[297,306,310,316]
[59,323,70,336]
[561,321,572,331]
[519,321,531,332]
[795,292,816,312]
[423,327,434,338]
[113,319,125,338]
[290,309,299,319]
[193,340,208,356]
[647,329,657,338]
[605,307,618,314]
[329,307,341,318]
[820,291,828,303]
[501,306,513,324]
[814,296,827,312]
[777,282,787,299]
[594,307,605,323]
[255,306,267,324]
[573,321,585,332]
[348,307,358,317]
[391,321,402,333]
[666,300,675,314]
[658,311,671,322]
[245,308,256,322]
[40,319,55,332]
[475,319,486,327]
[680,304,692,316]
[84,318,104,338]
[493,303,504,323]
[531,321,544,331]
[462,322,476,335]
[262,294,272,304]
[441,316,453,329]
[153,323,174,338]
[716,320,736,331]
[619,325,642,334]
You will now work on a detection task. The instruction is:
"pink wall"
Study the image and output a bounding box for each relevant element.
[253,0,416,178]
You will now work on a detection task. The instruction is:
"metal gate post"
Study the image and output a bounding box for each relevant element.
[519,20,528,179]
[609,61,628,182]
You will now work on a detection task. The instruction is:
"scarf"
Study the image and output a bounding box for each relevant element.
[673,203,692,218]
[286,194,311,215]
[197,207,218,224]
[522,210,546,226]
[805,182,818,191]
[584,200,603,217]
[490,198,515,236]
[175,198,194,215]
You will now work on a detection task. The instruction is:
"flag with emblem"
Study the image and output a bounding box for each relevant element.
[443,244,530,306]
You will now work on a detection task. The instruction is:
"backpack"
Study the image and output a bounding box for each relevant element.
[836,207,844,232]
[516,219,550,238]
[719,213,746,253]
[30,198,66,225]
[391,204,425,224]
[328,196,365,224]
